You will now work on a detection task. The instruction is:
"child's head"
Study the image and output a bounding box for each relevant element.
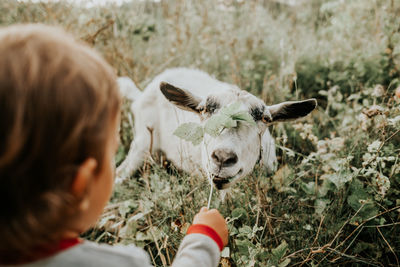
[0,24,121,260]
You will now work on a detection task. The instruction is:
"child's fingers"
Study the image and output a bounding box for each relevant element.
[199,207,208,213]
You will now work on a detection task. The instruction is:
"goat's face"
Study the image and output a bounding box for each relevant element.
[199,90,269,190]
[160,82,317,189]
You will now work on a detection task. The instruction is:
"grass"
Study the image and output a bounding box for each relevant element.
[2,0,400,266]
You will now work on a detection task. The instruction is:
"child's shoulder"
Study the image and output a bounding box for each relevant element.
[19,241,152,267]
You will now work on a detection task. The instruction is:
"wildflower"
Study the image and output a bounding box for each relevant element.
[372,84,384,97]
[362,105,384,118]
[358,113,370,131]
[395,86,400,99]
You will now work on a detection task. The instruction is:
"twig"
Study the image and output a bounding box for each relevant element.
[385,128,400,143]
[104,202,123,211]
[252,183,261,243]
[259,218,269,242]
[283,247,318,261]
[147,215,167,267]
[185,184,202,198]
[299,243,329,267]
[339,205,400,254]
[276,145,309,159]
[298,215,327,266]
[207,182,213,209]
[84,19,114,44]
[376,227,399,266]
[161,236,171,266]
[316,205,400,265]
[330,204,365,246]
[341,224,364,258]
[308,204,365,265]
[147,247,156,266]
[364,222,400,228]
[165,245,172,266]
[326,248,381,266]
[312,215,325,247]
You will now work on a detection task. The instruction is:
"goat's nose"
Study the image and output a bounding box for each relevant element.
[211,149,238,167]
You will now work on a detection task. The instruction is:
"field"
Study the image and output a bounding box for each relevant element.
[2,0,400,266]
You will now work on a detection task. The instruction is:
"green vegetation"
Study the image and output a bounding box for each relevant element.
[2,0,399,266]
[174,102,257,146]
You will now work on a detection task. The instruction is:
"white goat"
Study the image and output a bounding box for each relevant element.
[116,68,317,189]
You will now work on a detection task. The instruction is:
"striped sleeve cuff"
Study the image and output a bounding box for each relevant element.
[186,224,224,251]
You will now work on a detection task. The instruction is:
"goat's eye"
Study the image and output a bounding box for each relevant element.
[204,98,220,114]
[198,106,206,114]
[207,103,219,114]
[261,115,271,123]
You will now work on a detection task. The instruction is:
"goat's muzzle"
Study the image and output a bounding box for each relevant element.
[212,177,230,190]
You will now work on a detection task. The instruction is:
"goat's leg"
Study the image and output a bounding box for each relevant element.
[115,134,150,183]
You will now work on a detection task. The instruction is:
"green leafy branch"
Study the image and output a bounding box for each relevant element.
[173,102,256,145]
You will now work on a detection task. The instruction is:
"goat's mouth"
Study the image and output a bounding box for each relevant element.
[212,169,243,190]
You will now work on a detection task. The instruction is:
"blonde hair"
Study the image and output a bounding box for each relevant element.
[0,24,121,262]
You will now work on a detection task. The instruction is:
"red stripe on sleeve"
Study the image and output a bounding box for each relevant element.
[186,224,224,251]
[1,238,82,265]
[34,238,82,261]
[58,238,82,251]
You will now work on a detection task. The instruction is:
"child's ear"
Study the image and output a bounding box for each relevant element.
[71,158,98,198]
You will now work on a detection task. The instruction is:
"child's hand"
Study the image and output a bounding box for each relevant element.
[193,207,228,246]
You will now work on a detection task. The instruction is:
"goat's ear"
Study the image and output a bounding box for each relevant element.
[268,99,317,122]
[160,82,202,113]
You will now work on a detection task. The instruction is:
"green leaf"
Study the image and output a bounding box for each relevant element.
[97,214,116,228]
[119,220,138,239]
[204,114,235,137]
[222,116,238,128]
[367,140,382,153]
[118,200,138,218]
[317,179,335,197]
[271,240,288,264]
[140,198,154,214]
[232,208,248,221]
[347,179,379,220]
[279,258,291,267]
[228,224,239,235]
[315,198,330,215]
[326,172,352,189]
[238,225,253,239]
[135,230,152,241]
[301,181,315,195]
[232,111,257,126]
[173,122,204,145]
[115,146,127,166]
[220,102,241,116]
[353,242,374,254]
[175,101,256,141]
[236,239,252,255]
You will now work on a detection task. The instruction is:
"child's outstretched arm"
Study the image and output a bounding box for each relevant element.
[171,207,228,267]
